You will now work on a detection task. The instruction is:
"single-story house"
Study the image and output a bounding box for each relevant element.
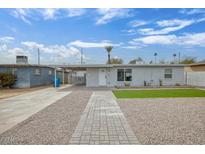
[61,64,186,87]
[0,64,68,88]
[0,64,187,88]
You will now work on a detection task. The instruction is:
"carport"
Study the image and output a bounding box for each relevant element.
[56,64,112,87]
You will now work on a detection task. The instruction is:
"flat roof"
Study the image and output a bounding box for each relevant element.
[57,64,187,69]
[0,64,55,69]
[189,63,205,67]
[0,64,187,70]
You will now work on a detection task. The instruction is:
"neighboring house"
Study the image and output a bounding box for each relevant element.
[185,63,205,72]
[61,64,186,87]
[0,64,68,88]
[185,63,205,87]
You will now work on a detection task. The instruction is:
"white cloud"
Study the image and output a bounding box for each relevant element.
[1,39,83,64]
[8,47,28,56]
[66,9,86,17]
[0,44,8,52]
[121,29,139,36]
[0,36,15,43]
[129,20,148,27]
[68,40,121,48]
[156,19,193,27]
[122,46,139,49]
[21,41,81,58]
[138,18,205,35]
[134,35,177,45]
[180,9,205,15]
[11,9,32,24]
[21,41,44,49]
[41,9,58,20]
[41,9,86,20]
[55,46,80,58]
[11,9,86,24]
[138,19,194,35]
[179,33,205,46]
[132,32,205,47]
[96,8,132,25]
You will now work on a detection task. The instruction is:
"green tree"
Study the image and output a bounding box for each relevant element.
[106,58,123,64]
[180,57,197,64]
[159,59,166,64]
[105,46,113,64]
[173,53,177,63]
[154,52,158,64]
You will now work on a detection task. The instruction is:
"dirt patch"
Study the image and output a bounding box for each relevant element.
[0,86,51,99]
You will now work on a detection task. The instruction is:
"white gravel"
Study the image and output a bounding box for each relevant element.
[0,91,92,144]
[118,98,205,144]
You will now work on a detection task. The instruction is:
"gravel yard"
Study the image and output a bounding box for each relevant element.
[0,91,92,144]
[118,98,205,144]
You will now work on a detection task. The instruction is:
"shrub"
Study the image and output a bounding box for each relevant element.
[144,80,147,86]
[124,81,131,87]
[0,73,16,88]
[159,79,163,86]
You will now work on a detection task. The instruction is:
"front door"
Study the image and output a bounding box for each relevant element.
[98,69,106,86]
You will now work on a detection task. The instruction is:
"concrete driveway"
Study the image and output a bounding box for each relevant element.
[0,87,70,134]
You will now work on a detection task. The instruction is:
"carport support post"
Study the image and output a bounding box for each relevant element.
[62,69,65,85]
[54,68,57,88]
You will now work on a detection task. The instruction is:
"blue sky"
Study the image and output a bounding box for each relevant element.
[0,8,205,64]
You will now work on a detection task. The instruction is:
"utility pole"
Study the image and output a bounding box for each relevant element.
[37,48,40,65]
[178,52,181,64]
[81,48,83,64]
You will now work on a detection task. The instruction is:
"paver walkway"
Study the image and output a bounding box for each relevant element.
[69,91,139,144]
[0,87,70,134]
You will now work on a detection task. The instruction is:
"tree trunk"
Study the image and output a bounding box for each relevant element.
[108,53,111,64]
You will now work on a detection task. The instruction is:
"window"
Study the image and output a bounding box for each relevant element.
[34,68,41,75]
[117,69,124,81]
[48,70,52,75]
[125,69,132,81]
[117,69,132,81]
[164,68,172,79]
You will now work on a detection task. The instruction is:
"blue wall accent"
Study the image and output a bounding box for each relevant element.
[29,67,54,87]
[0,66,55,88]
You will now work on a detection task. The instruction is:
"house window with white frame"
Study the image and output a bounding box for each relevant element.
[125,69,132,81]
[117,69,124,81]
[34,68,41,75]
[117,69,132,81]
[164,68,172,79]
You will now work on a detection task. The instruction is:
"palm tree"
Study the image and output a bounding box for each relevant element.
[173,53,176,63]
[154,52,157,64]
[105,46,113,64]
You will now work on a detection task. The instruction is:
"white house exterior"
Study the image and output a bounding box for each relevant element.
[62,64,186,87]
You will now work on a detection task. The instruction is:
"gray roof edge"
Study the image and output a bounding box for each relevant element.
[0,64,55,69]
[56,64,186,68]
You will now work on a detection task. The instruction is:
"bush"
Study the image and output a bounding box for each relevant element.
[144,80,147,86]
[0,73,16,88]
[159,79,163,86]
